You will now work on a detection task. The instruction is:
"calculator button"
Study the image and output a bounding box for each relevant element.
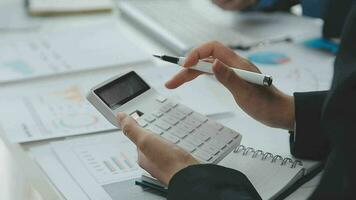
[168,102,178,108]
[168,128,188,139]
[162,133,180,144]
[190,113,208,123]
[205,120,224,132]
[179,142,196,153]
[176,122,195,133]
[176,105,193,115]
[152,111,164,118]
[143,115,156,123]
[162,115,180,125]
[200,144,220,156]
[147,125,164,135]
[194,131,211,142]
[183,117,202,129]
[218,128,234,138]
[193,150,213,162]
[167,109,186,120]
[195,126,217,139]
[206,139,227,150]
[184,135,204,147]
[137,118,148,127]
[159,105,172,113]
[154,119,171,131]
[156,96,167,103]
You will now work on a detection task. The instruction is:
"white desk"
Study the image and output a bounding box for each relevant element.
[0,0,328,199]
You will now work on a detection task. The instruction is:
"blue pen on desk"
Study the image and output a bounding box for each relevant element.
[135,180,168,194]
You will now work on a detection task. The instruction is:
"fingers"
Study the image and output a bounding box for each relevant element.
[184,41,248,69]
[117,113,149,146]
[165,68,202,89]
[212,59,248,93]
[117,112,173,157]
[166,41,256,89]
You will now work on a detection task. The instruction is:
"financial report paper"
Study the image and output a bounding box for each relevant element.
[0,79,116,143]
[49,133,164,200]
[0,24,150,83]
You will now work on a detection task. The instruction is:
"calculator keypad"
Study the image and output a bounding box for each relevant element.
[138,100,241,163]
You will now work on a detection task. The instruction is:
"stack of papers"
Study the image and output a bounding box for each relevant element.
[27,0,113,16]
[0,24,150,83]
[0,78,116,143]
[241,43,335,95]
[30,132,165,200]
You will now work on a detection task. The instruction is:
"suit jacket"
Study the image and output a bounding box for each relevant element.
[252,0,356,38]
[167,4,356,200]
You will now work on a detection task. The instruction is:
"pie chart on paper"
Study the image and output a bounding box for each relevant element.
[248,52,291,65]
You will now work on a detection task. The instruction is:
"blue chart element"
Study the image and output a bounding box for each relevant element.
[248,52,290,65]
[2,60,33,75]
[304,38,339,54]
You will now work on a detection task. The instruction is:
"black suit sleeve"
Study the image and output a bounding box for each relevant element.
[167,164,261,200]
[290,91,330,160]
[249,0,299,12]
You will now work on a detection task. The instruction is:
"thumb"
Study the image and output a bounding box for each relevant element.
[212,59,246,92]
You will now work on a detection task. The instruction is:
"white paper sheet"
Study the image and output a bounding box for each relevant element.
[0,79,116,143]
[30,145,90,200]
[49,132,164,200]
[0,0,40,31]
[0,24,150,83]
[242,43,335,95]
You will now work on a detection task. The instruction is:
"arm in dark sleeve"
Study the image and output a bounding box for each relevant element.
[168,164,261,200]
[290,91,330,160]
[249,0,299,12]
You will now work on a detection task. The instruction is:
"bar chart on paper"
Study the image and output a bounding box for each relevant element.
[51,133,143,185]
[73,140,141,184]
[49,133,152,200]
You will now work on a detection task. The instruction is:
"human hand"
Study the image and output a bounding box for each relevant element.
[212,0,257,10]
[165,41,295,130]
[117,113,200,186]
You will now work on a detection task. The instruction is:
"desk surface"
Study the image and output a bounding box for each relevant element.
[0,0,327,199]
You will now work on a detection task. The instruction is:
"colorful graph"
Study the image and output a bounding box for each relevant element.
[248,52,290,65]
[52,86,84,102]
[2,59,34,75]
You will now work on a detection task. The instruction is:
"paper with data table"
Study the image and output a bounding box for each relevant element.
[0,81,116,143]
[50,133,164,200]
[0,24,150,83]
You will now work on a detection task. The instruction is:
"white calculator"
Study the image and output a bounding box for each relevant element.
[87,70,242,164]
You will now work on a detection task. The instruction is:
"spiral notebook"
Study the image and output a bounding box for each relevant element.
[218,145,322,200]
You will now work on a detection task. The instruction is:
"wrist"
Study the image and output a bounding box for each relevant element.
[273,92,295,130]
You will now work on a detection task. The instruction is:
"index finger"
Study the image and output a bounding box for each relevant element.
[183,41,240,68]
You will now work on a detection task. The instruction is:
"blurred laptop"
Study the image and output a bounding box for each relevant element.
[117,0,321,55]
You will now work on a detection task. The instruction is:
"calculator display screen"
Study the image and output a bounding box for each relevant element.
[94,71,150,109]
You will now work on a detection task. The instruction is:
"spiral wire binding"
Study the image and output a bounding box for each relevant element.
[233,145,303,169]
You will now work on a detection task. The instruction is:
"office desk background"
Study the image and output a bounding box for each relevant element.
[0,0,323,199]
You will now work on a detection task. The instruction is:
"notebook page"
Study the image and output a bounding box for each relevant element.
[219,152,304,200]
